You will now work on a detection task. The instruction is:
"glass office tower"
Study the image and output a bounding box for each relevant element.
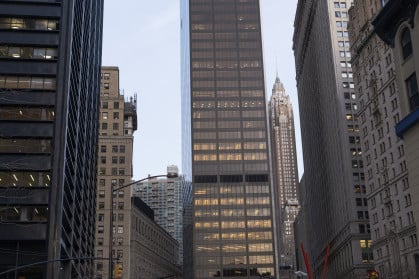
[181,1,278,278]
[0,1,103,278]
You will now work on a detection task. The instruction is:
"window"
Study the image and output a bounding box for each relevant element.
[405,73,419,111]
[98,202,104,209]
[119,157,125,164]
[112,145,118,152]
[112,156,118,164]
[119,168,125,175]
[401,28,413,60]
[100,145,106,152]
[98,214,104,222]
[104,83,109,89]
[119,145,125,153]
[113,123,119,130]
[98,226,104,234]
[102,112,108,120]
[114,102,119,109]
[118,202,124,210]
[101,123,107,130]
[117,225,123,234]
[113,112,119,119]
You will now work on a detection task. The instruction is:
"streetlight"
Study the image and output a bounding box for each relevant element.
[108,165,179,279]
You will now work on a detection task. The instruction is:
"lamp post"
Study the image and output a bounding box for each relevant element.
[108,166,178,279]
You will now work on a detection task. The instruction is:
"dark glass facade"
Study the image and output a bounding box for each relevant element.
[181,0,277,278]
[0,1,103,278]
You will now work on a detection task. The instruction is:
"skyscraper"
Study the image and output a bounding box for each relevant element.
[268,77,299,273]
[0,1,103,278]
[293,0,372,277]
[132,172,192,267]
[181,0,278,278]
[94,67,137,279]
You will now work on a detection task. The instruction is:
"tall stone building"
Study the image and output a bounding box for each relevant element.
[181,0,279,278]
[0,1,103,278]
[293,0,373,277]
[94,67,137,279]
[268,77,299,272]
[349,0,419,277]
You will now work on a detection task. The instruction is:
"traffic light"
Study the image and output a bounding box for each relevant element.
[368,270,379,279]
[114,263,123,279]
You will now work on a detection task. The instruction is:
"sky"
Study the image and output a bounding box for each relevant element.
[102,0,302,180]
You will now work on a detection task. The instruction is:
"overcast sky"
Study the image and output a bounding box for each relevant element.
[101,0,302,180]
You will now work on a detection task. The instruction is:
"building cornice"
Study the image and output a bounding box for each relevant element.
[373,0,418,46]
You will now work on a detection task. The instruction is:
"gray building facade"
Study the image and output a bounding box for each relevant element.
[293,0,373,278]
[0,1,103,278]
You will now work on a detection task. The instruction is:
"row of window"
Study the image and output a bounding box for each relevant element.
[191,23,259,31]
[192,100,264,108]
[192,70,263,79]
[0,171,51,187]
[193,152,267,161]
[193,120,265,129]
[195,208,271,217]
[0,46,58,60]
[192,79,264,88]
[98,168,126,176]
[192,50,261,59]
[0,17,58,31]
[193,89,263,98]
[192,41,261,49]
[99,156,126,164]
[192,60,261,69]
[195,197,270,206]
[0,139,51,154]
[0,76,56,90]
[195,220,271,229]
[0,107,54,121]
[194,142,266,151]
[0,206,48,222]
[195,185,270,195]
[191,31,261,41]
[193,110,266,118]
[100,145,126,153]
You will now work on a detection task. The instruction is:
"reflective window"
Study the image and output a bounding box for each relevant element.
[0,171,51,187]
[401,28,413,60]
[0,75,56,90]
[0,107,54,121]
[0,46,58,60]
[0,17,58,31]
[0,206,48,222]
[0,139,51,153]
